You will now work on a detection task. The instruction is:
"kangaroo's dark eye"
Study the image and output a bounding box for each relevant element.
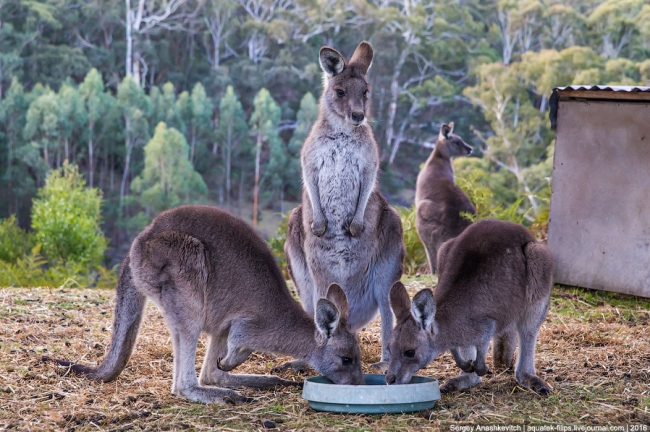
[404,350,415,358]
[336,89,345,98]
[363,89,368,97]
[341,356,353,365]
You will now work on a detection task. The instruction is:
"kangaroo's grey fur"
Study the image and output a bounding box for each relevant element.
[48,205,364,404]
[415,122,475,273]
[386,219,553,395]
[284,41,405,368]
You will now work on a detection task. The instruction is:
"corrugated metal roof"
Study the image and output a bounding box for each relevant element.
[550,85,650,129]
[555,85,650,93]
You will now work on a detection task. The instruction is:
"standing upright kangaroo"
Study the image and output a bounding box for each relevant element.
[284,41,405,369]
[415,122,475,273]
[386,219,553,395]
[47,205,364,404]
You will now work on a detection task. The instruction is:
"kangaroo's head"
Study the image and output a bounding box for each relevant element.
[319,41,373,127]
[435,122,473,159]
[386,283,438,385]
[311,283,365,385]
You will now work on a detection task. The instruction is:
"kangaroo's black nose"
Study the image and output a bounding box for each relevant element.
[351,111,364,123]
[386,374,397,385]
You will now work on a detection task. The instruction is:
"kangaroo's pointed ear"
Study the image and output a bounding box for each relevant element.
[315,297,340,339]
[348,41,374,76]
[411,289,436,332]
[389,282,411,322]
[326,283,349,321]
[439,123,453,141]
[320,47,346,76]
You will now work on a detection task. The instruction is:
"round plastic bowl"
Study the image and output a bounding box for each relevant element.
[302,374,440,414]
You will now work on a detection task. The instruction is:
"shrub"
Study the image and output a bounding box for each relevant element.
[396,205,428,276]
[268,213,290,279]
[456,170,529,225]
[0,215,32,263]
[31,162,108,268]
[0,244,117,288]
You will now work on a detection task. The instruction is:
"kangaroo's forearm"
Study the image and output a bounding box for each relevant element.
[353,167,376,220]
[304,168,324,219]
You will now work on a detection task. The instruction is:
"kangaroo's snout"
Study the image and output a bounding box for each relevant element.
[386,374,397,385]
[350,111,365,125]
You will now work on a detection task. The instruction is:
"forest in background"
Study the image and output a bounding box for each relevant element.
[2,0,650,269]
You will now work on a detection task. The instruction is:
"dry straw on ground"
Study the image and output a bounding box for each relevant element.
[1,279,649,431]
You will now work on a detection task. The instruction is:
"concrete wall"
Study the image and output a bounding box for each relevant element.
[548,99,650,298]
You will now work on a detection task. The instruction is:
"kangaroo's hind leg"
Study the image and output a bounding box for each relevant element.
[371,204,405,370]
[514,242,553,395]
[200,332,301,390]
[515,311,551,395]
[164,310,250,404]
[442,347,481,393]
[493,328,517,372]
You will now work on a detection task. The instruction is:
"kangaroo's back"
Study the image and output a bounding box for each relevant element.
[435,219,538,319]
[131,205,289,310]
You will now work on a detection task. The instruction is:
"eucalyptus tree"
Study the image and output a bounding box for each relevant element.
[216,85,249,211]
[249,87,282,227]
[116,76,151,209]
[176,82,214,167]
[463,62,545,215]
[78,69,115,187]
[587,0,644,59]
[23,88,60,170]
[131,122,207,217]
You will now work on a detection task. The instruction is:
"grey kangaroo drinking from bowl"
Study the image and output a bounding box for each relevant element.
[415,122,475,274]
[47,205,364,404]
[386,219,554,395]
[283,41,405,370]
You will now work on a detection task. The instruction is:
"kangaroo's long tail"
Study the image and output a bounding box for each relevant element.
[47,255,147,382]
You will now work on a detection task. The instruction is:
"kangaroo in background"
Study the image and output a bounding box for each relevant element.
[415,122,475,273]
[47,205,364,404]
[283,41,405,370]
[386,219,553,395]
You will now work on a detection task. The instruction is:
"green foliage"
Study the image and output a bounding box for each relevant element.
[0,215,32,263]
[0,244,117,288]
[396,206,428,276]
[268,212,290,279]
[31,163,107,268]
[131,122,207,218]
[456,169,528,225]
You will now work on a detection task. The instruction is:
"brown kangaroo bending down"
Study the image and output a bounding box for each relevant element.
[386,219,553,395]
[47,205,364,404]
[284,42,405,370]
[415,122,475,274]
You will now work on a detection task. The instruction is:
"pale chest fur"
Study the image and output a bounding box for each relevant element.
[304,129,378,226]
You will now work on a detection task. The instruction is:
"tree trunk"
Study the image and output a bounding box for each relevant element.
[120,117,132,209]
[237,169,244,217]
[253,132,262,228]
[88,126,94,187]
[225,124,232,210]
[384,48,409,161]
[190,125,196,165]
[125,0,133,76]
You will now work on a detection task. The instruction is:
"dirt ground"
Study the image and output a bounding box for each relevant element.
[1,278,649,431]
